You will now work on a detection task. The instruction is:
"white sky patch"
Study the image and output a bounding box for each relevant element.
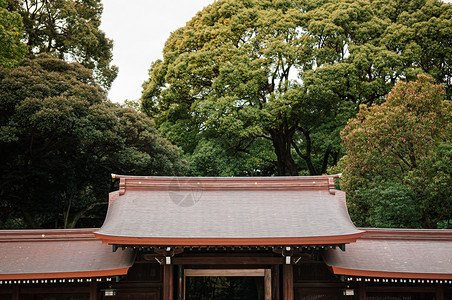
[100,0,214,103]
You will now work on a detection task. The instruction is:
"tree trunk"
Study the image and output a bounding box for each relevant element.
[321,146,331,174]
[269,124,298,176]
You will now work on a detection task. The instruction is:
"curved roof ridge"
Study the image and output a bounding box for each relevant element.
[112,174,341,196]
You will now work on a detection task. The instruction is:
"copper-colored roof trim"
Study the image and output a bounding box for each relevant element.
[0,228,97,242]
[0,267,131,280]
[359,228,452,240]
[112,175,339,195]
[94,232,364,246]
[330,266,452,280]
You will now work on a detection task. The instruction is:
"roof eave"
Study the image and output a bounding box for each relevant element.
[94,232,365,246]
[0,267,131,281]
[329,266,452,280]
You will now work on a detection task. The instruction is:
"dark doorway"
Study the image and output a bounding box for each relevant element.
[183,269,270,300]
[185,276,264,300]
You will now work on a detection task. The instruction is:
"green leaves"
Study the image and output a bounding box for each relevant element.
[0,1,26,68]
[142,0,451,177]
[0,55,186,229]
[338,75,451,228]
[142,0,314,175]
[8,0,117,89]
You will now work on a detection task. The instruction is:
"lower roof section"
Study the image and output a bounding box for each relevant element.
[323,228,452,280]
[0,229,135,280]
[96,176,364,246]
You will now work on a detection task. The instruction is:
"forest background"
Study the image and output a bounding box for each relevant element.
[0,0,450,230]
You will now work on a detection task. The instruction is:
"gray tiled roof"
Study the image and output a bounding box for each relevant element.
[0,229,135,280]
[323,228,452,279]
[96,176,363,245]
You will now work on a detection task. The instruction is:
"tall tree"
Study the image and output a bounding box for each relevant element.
[0,55,186,229]
[141,0,451,176]
[6,0,117,89]
[142,0,314,175]
[338,75,451,229]
[0,0,27,68]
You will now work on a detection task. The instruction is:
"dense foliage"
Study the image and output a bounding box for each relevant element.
[338,75,451,229]
[141,0,451,176]
[0,55,186,229]
[0,0,27,68]
[6,0,117,89]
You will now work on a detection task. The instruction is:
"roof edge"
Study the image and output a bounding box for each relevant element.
[330,266,452,280]
[359,228,452,240]
[94,232,364,246]
[0,228,98,242]
[0,267,131,280]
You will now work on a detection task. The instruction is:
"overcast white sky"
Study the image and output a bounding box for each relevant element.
[100,0,214,103]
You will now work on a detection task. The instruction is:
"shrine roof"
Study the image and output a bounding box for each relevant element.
[323,228,452,279]
[0,229,135,280]
[95,175,363,246]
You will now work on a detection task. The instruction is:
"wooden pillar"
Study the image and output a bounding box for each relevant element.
[264,269,272,300]
[164,264,174,300]
[12,285,19,300]
[178,265,184,300]
[282,264,293,300]
[271,265,280,300]
[89,281,98,300]
[359,281,366,300]
[436,283,444,300]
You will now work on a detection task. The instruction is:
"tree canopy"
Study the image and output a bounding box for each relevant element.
[141,0,451,176]
[0,55,186,229]
[6,0,117,89]
[338,75,451,229]
[0,0,27,68]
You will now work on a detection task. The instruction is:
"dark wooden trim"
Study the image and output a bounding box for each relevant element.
[173,256,284,265]
[184,269,266,277]
[178,265,183,300]
[294,282,348,288]
[89,281,97,300]
[436,284,444,300]
[271,265,280,300]
[359,281,366,300]
[12,285,19,300]
[264,269,271,300]
[163,265,174,300]
[366,286,436,293]
[18,287,90,294]
[283,264,293,300]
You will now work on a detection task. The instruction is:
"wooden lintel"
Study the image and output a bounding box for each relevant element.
[185,269,266,277]
[172,256,284,265]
